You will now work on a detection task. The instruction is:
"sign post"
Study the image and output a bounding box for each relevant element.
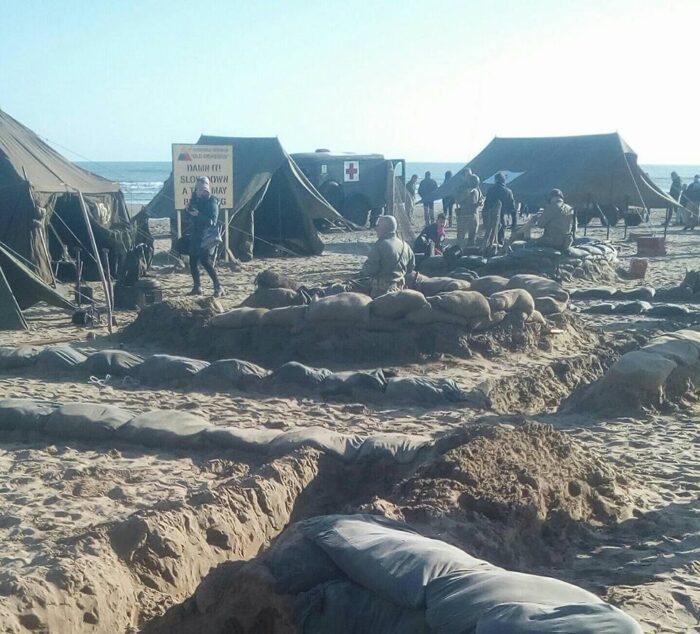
[172,144,234,260]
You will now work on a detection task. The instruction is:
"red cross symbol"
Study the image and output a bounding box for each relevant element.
[345,163,358,179]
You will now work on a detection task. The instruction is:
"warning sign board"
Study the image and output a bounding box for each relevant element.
[343,160,360,182]
[172,144,234,210]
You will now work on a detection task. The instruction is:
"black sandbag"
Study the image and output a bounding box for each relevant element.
[137,354,210,386]
[296,580,430,634]
[265,521,343,594]
[654,285,693,302]
[304,514,492,610]
[201,426,280,452]
[319,370,387,399]
[264,362,332,391]
[570,287,617,300]
[196,358,270,391]
[646,304,691,318]
[425,569,603,633]
[613,301,652,315]
[614,287,655,301]
[269,426,364,460]
[475,602,642,634]
[45,403,133,440]
[119,409,212,447]
[385,377,469,405]
[82,349,143,377]
[356,433,431,464]
[0,398,59,431]
[35,346,88,372]
[583,302,615,314]
[0,346,41,370]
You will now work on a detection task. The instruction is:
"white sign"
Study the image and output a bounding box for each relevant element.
[172,144,234,210]
[321,164,328,175]
[482,170,524,185]
[343,160,360,182]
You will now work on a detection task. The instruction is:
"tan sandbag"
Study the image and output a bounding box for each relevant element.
[210,308,268,329]
[405,305,468,326]
[307,292,372,324]
[469,275,510,296]
[260,305,308,327]
[443,279,472,291]
[488,289,535,316]
[367,315,405,331]
[535,296,568,315]
[472,310,507,332]
[605,350,677,393]
[370,290,429,319]
[506,274,569,302]
[527,310,547,325]
[241,287,301,309]
[417,277,462,296]
[429,291,491,321]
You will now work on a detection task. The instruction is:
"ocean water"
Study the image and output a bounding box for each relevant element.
[79,161,700,207]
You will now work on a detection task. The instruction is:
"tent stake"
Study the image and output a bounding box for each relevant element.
[76,189,113,335]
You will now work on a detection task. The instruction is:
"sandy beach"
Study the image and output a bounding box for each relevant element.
[0,210,699,633]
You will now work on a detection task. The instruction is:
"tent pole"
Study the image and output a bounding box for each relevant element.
[76,189,113,335]
[223,209,230,262]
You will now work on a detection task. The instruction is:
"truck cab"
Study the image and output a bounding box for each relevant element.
[291,149,406,226]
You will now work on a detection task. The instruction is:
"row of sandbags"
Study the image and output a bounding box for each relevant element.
[217,274,569,332]
[0,398,431,464]
[564,328,700,413]
[0,346,475,407]
[573,283,700,304]
[170,514,641,633]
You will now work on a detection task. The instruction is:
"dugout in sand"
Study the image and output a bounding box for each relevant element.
[145,136,353,261]
[0,108,136,282]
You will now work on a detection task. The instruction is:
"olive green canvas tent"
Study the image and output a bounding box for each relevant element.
[0,242,74,330]
[145,136,352,260]
[0,108,135,282]
[430,133,679,211]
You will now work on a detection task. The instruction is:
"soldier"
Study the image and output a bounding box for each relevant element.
[455,173,484,247]
[418,171,438,226]
[533,188,575,250]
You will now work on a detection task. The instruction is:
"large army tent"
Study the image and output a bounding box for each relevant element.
[0,242,74,330]
[0,109,135,282]
[145,136,352,260]
[430,133,679,211]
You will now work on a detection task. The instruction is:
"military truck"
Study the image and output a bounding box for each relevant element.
[292,150,406,226]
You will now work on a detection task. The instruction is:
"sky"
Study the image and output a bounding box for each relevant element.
[1,0,699,164]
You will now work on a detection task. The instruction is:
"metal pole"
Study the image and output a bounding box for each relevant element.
[176,209,182,240]
[76,190,113,334]
[223,208,230,262]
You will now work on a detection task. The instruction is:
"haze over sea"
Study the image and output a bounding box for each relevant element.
[79,161,700,207]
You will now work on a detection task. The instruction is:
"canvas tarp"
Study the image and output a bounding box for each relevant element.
[429,133,680,211]
[0,109,135,282]
[145,136,352,260]
[0,242,74,330]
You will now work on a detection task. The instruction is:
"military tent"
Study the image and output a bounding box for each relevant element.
[145,136,352,260]
[430,133,679,211]
[0,242,74,330]
[0,109,135,282]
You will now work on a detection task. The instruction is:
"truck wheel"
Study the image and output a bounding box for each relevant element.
[344,195,370,226]
[319,180,344,212]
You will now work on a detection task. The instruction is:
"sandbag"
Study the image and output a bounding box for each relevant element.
[417,277,462,297]
[583,303,615,315]
[370,290,429,319]
[475,602,642,634]
[472,311,507,332]
[137,354,210,386]
[201,426,280,452]
[570,287,617,300]
[642,336,699,366]
[605,351,676,393]
[296,580,430,634]
[241,287,302,309]
[469,275,509,296]
[260,305,308,328]
[304,514,492,610]
[405,305,468,327]
[426,569,602,633]
[356,434,431,464]
[612,301,651,315]
[506,274,569,302]
[0,398,58,431]
[488,289,535,316]
[307,293,372,324]
[614,286,655,302]
[82,349,143,377]
[646,304,690,318]
[320,370,387,399]
[527,310,547,325]
[35,346,87,372]
[195,358,269,390]
[654,285,693,302]
[442,279,472,292]
[119,409,212,447]
[45,403,133,441]
[385,378,469,405]
[429,291,491,322]
[210,307,269,329]
[269,426,363,461]
[0,346,41,370]
[534,296,568,315]
[264,362,332,391]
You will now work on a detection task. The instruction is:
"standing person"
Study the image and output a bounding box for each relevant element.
[484,172,516,245]
[455,173,484,247]
[418,171,438,226]
[186,176,225,297]
[442,170,455,227]
[358,215,415,297]
[667,171,683,225]
[682,175,700,230]
[406,174,418,221]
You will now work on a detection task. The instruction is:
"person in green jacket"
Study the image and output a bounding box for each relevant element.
[534,188,575,250]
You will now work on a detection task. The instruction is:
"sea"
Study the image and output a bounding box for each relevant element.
[78,161,700,208]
